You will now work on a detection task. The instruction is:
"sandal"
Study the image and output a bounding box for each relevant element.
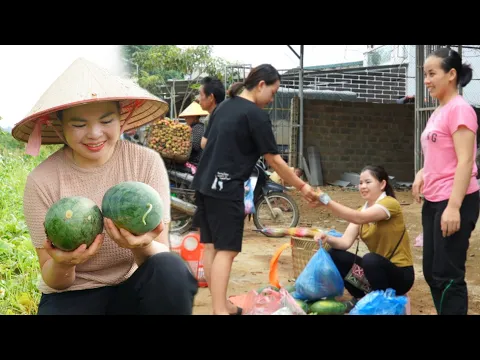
[228,300,243,315]
[229,306,243,315]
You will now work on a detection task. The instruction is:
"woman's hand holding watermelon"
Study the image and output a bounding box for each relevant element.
[43,233,105,266]
[104,217,165,250]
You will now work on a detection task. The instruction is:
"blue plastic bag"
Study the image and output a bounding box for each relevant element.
[326,229,343,238]
[349,288,408,315]
[244,178,255,215]
[293,247,344,301]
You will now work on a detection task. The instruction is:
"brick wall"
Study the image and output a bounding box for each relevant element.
[303,99,415,183]
[282,64,407,104]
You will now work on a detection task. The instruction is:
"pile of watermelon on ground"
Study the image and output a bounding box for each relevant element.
[237,246,410,316]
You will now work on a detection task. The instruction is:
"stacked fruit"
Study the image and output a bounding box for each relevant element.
[147,118,192,160]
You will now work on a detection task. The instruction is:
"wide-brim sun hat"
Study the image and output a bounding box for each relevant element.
[179,101,209,118]
[11,57,169,156]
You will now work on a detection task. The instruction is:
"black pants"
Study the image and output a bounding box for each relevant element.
[37,252,199,315]
[192,191,245,252]
[422,191,479,315]
[328,248,415,299]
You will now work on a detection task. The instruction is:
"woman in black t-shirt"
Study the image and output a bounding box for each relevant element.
[191,64,318,315]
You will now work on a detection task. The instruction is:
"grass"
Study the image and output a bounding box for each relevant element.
[0,129,62,314]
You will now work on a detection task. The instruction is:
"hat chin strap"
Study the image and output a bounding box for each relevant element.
[25,100,145,156]
[120,99,144,133]
[26,115,67,156]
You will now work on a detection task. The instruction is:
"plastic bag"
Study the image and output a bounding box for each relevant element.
[414,233,423,247]
[349,288,408,315]
[244,178,255,215]
[326,229,343,238]
[243,287,307,315]
[294,247,344,301]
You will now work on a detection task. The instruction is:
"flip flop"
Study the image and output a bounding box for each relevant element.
[229,306,243,315]
[227,299,243,315]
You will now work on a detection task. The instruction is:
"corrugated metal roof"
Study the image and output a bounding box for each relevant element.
[275,87,358,101]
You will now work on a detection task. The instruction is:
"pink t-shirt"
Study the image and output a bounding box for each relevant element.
[421,95,479,202]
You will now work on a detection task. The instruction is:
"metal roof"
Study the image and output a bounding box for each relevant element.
[275,87,358,101]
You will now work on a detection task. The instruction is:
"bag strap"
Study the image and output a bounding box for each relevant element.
[352,225,362,259]
[355,224,405,261]
[387,226,406,260]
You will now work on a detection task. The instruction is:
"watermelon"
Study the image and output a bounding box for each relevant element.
[44,196,104,252]
[308,299,347,315]
[102,181,164,235]
[295,299,309,313]
[257,285,279,293]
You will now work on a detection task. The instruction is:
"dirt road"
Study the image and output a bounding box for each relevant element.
[192,187,480,315]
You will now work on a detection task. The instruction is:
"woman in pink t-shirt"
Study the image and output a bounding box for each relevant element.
[412,48,479,315]
[11,58,199,315]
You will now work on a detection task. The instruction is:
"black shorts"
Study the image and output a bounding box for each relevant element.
[192,191,245,252]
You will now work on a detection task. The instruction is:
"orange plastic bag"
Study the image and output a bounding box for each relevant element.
[180,232,208,288]
[269,242,292,289]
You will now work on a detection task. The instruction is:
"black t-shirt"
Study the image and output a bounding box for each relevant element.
[189,122,204,164]
[191,96,279,201]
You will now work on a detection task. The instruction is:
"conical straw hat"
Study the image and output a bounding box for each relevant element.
[179,101,209,117]
[11,57,169,155]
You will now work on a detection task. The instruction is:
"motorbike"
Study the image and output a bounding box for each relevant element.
[167,162,197,234]
[166,158,300,235]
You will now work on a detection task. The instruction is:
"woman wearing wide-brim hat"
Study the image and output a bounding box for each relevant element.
[179,101,209,167]
[12,57,199,315]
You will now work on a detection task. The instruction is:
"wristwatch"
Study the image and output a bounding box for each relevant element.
[319,193,331,205]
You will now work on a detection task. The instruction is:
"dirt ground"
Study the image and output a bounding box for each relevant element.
[192,187,480,315]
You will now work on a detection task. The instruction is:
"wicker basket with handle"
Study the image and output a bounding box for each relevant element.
[291,236,331,278]
[269,235,331,288]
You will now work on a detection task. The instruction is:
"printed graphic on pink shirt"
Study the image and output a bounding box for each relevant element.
[420,95,479,202]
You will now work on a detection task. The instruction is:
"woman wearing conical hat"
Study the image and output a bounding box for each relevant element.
[12,57,198,315]
[179,100,209,167]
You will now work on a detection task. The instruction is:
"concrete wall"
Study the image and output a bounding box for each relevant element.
[303,99,415,183]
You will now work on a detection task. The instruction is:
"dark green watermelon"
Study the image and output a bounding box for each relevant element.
[44,196,104,252]
[309,299,347,315]
[102,181,164,235]
[295,299,309,313]
[257,285,280,293]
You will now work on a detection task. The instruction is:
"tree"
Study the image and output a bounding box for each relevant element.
[122,45,240,116]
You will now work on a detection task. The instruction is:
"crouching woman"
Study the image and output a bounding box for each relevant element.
[314,165,415,311]
[13,57,199,315]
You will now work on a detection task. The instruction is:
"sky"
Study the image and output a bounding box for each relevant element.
[210,45,369,70]
[0,45,369,130]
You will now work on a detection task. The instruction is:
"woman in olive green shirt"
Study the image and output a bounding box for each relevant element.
[314,165,414,311]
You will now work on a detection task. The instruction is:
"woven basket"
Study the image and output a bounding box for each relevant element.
[291,236,331,278]
[145,122,192,163]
